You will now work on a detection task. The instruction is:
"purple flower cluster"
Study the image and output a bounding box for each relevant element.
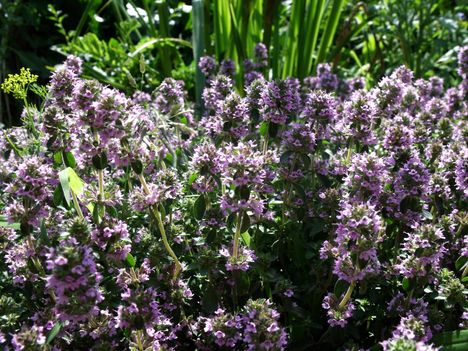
[130,168,182,211]
[45,237,104,325]
[322,292,356,327]
[153,78,186,114]
[195,299,287,350]
[394,224,447,279]
[1,44,467,350]
[260,78,301,124]
[321,201,384,283]
[219,245,256,271]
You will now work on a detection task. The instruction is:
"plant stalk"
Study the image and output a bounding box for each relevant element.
[232,211,244,259]
[338,281,356,309]
[138,174,181,279]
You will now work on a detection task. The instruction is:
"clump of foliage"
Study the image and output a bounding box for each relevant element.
[0,45,466,350]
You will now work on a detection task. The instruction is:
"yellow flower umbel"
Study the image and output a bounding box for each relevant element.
[1,67,38,100]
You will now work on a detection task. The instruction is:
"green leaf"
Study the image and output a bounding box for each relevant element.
[236,185,251,201]
[53,151,63,165]
[240,212,250,233]
[188,172,199,187]
[58,169,72,206]
[130,37,192,58]
[241,231,251,247]
[455,256,468,271]
[40,219,50,245]
[139,54,146,74]
[0,221,20,230]
[53,186,64,206]
[334,280,349,297]
[193,195,206,220]
[280,151,294,164]
[422,209,433,220]
[131,160,143,175]
[63,151,76,168]
[402,277,411,291]
[92,204,105,224]
[126,253,136,267]
[259,121,269,136]
[46,322,62,345]
[432,329,468,350]
[67,168,84,197]
[92,153,108,170]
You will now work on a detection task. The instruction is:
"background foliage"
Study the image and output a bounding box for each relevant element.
[1,0,467,127]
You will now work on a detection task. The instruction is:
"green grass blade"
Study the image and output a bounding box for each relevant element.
[282,0,305,78]
[315,0,346,67]
[192,0,206,117]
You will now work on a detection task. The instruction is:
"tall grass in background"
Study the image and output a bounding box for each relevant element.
[196,0,349,80]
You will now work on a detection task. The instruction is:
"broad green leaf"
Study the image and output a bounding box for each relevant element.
[58,168,72,206]
[241,231,251,247]
[402,277,411,291]
[67,168,85,197]
[455,256,467,271]
[240,212,250,233]
[334,280,348,297]
[0,221,20,230]
[63,151,76,168]
[126,253,136,267]
[46,322,62,345]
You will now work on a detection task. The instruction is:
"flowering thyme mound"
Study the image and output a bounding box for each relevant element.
[0,47,467,350]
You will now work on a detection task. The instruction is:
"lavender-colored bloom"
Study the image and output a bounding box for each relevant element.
[199,56,218,78]
[11,325,46,350]
[91,219,131,261]
[337,90,377,144]
[190,141,224,193]
[315,63,339,91]
[4,235,39,285]
[245,77,266,110]
[281,122,316,154]
[321,201,384,283]
[130,168,181,211]
[457,45,468,79]
[344,152,389,202]
[260,78,301,124]
[455,156,468,197]
[302,90,337,139]
[45,237,103,325]
[394,224,447,279]
[219,245,256,272]
[381,336,440,351]
[202,75,234,111]
[195,299,287,350]
[48,55,82,109]
[385,154,430,220]
[220,59,236,78]
[154,78,186,114]
[373,71,407,117]
[254,43,268,68]
[322,293,356,327]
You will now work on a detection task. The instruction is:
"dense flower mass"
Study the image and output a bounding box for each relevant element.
[0,47,467,350]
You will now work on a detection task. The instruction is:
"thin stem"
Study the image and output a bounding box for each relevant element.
[138,174,181,279]
[71,191,84,219]
[262,130,270,155]
[98,169,104,202]
[338,281,356,309]
[232,211,244,259]
[153,207,182,279]
[346,139,354,164]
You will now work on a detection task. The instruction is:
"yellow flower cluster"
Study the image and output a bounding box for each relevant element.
[1,67,38,100]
